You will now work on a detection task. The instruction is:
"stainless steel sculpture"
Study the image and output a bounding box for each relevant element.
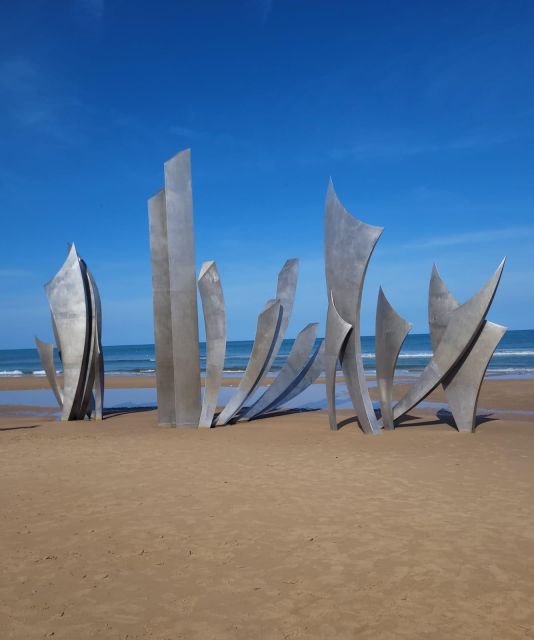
[34,337,63,408]
[148,189,176,426]
[243,322,319,419]
[429,266,507,432]
[392,259,505,422]
[148,150,320,429]
[148,149,201,427]
[325,293,352,431]
[215,260,298,424]
[38,244,104,421]
[86,268,104,420]
[268,340,325,411]
[324,181,383,434]
[198,261,226,427]
[375,287,412,430]
[216,299,283,425]
[263,259,299,374]
[165,150,202,427]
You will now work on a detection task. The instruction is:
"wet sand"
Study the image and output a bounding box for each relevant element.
[2,374,533,411]
[1,383,534,639]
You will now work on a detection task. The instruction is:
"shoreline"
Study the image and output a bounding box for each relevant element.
[1,376,534,415]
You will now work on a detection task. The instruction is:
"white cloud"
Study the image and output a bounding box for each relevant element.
[402,226,534,250]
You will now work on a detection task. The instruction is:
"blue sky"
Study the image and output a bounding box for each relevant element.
[1,0,533,348]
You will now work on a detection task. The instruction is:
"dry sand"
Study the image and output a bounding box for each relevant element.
[1,377,534,639]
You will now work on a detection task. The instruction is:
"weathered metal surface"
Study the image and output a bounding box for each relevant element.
[375,287,412,430]
[164,149,201,427]
[77,259,97,420]
[198,261,226,427]
[216,299,283,425]
[428,264,461,352]
[243,322,318,419]
[41,245,104,421]
[324,293,352,431]
[34,337,63,408]
[392,259,505,421]
[429,265,506,432]
[86,265,104,420]
[269,339,325,411]
[148,189,176,426]
[324,181,383,434]
[444,321,507,431]
[263,259,299,373]
[44,244,90,421]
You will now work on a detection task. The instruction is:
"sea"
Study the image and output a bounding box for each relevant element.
[1,329,534,378]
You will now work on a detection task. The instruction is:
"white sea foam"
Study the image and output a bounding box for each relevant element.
[359,349,534,360]
[0,370,23,376]
[493,350,534,356]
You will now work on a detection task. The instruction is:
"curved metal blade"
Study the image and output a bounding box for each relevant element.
[34,336,63,409]
[325,292,353,431]
[216,299,283,425]
[392,259,505,421]
[429,264,506,432]
[375,287,412,430]
[325,181,383,434]
[243,322,318,419]
[198,261,227,427]
[44,244,90,421]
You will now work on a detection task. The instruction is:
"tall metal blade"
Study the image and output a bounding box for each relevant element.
[148,189,176,426]
[44,244,90,421]
[243,322,318,419]
[375,287,412,430]
[325,293,352,431]
[34,337,63,409]
[325,181,383,433]
[198,261,226,428]
[164,149,201,427]
[216,299,283,425]
[393,259,505,421]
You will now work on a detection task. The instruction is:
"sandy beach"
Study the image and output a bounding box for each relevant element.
[1,377,534,639]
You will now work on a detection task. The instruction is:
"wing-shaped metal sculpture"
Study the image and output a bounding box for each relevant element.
[86,265,104,420]
[35,337,63,408]
[41,244,105,421]
[243,322,318,419]
[77,259,97,419]
[198,261,226,427]
[375,287,412,430]
[325,293,352,431]
[45,244,90,421]
[429,265,506,432]
[215,259,297,424]
[257,340,325,415]
[325,181,383,434]
[443,321,507,431]
[264,258,299,371]
[392,259,505,421]
[216,299,283,425]
[164,149,202,427]
[148,189,176,426]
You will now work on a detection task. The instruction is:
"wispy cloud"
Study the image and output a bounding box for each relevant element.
[331,127,531,161]
[402,226,534,250]
[0,58,84,142]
